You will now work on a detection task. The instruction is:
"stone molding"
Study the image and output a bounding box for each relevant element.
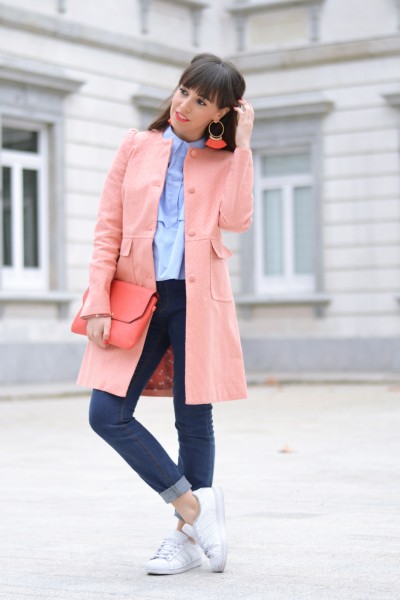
[0,292,76,318]
[226,0,325,50]
[132,84,171,128]
[132,84,171,111]
[138,0,208,46]
[0,58,81,305]
[229,34,400,72]
[235,293,331,318]
[227,0,324,14]
[0,55,83,95]
[251,92,333,121]
[57,0,67,13]
[240,94,330,314]
[0,3,192,67]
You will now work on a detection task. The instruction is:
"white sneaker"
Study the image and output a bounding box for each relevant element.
[182,487,227,573]
[145,530,202,575]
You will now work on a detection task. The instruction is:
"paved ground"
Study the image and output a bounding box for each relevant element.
[0,383,399,600]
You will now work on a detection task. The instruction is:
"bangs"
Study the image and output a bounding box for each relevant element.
[149,53,246,152]
[179,62,239,108]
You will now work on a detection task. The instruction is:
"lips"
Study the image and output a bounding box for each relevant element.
[175,111,189,123]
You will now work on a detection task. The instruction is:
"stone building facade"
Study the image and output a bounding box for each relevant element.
[0,0,400,384]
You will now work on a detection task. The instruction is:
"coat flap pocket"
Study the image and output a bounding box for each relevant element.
[211,239,233,259]
[119,238,132,257]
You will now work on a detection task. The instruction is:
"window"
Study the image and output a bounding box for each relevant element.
[1,123,49,291]
[255,152,315,294]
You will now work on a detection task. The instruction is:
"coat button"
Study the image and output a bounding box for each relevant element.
[188,229,195,236]
[190,150,197,158]
[188,187,195,193]
[188,275,196,282]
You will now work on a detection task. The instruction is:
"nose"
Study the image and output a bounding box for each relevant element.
[180,97,191,112]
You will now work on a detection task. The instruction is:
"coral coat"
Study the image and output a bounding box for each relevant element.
[76,129,253,404]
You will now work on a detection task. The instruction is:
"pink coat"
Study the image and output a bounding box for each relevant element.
[76,129,253,404]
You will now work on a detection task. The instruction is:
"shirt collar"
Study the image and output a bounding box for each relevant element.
[163,125,205,149]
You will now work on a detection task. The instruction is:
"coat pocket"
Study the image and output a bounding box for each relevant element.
[114,238,135,281]
[210,239,233,302]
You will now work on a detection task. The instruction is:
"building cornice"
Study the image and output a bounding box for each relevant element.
[226,0,324,16]
[0,55,83,94]
[227,0,325,49]
[229,34,400,72]
[132,85,171,111]
[138,0,208,45]
[251,92,333,120]
[0,3,192,67]
[157,0,208,8]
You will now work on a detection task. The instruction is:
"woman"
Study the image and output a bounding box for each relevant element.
[76,53,254,575]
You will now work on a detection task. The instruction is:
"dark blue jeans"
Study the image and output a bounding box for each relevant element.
[89,279,215,506]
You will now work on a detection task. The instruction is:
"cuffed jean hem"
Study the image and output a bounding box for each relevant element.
[160,475,191,503]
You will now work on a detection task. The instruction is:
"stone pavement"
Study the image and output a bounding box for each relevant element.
[0,383,399,600]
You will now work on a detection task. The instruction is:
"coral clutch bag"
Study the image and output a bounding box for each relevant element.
[71,280,158,349]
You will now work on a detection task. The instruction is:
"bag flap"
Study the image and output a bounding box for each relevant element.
[110,279,157,323]
[211,239,233,259]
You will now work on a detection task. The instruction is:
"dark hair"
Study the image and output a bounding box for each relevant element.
[148,53,246,152]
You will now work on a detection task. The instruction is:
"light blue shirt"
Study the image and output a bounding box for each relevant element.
[153,126,205,281]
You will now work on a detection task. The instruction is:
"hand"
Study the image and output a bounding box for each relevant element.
[233,98,254,149]
[86,316,111,349]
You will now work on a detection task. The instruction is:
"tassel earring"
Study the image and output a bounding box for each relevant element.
[206,121,227,149]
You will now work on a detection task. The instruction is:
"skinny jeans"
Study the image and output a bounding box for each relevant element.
[89,279,215,505]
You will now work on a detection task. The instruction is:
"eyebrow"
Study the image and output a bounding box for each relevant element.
[181,85,210,102]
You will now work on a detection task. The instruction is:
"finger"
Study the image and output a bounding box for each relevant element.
[103,322,111,345]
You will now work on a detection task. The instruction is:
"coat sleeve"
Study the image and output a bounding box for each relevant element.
[218,148,254,232]
[80,129,138,318]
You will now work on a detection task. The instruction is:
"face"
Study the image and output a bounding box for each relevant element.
[169,85,230,142]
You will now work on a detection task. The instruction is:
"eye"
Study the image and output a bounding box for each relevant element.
[197,98,206,106]
[179,87,188,96]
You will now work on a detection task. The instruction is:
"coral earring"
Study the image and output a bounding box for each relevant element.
[205,137,227,149]
[206,120,227,150]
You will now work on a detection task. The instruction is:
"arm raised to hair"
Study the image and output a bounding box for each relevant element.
[218,99,254,232]
[218,147,254,232]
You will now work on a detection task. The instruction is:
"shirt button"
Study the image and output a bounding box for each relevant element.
[188,229,195,236]
[190,150,197,158]
[188,275,196,283]
[188,187,195,193]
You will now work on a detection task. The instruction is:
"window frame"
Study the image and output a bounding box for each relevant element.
[255,150,315,295]
[1,119,49,291]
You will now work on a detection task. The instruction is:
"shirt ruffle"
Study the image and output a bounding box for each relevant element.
[153,126,205,281]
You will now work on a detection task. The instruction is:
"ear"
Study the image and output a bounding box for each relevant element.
[213,106,231,121]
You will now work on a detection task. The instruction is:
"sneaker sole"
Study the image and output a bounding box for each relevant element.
[145,558,202,575]
[212,486,228,573]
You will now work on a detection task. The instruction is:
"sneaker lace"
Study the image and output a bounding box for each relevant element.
[152,538,182,560]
